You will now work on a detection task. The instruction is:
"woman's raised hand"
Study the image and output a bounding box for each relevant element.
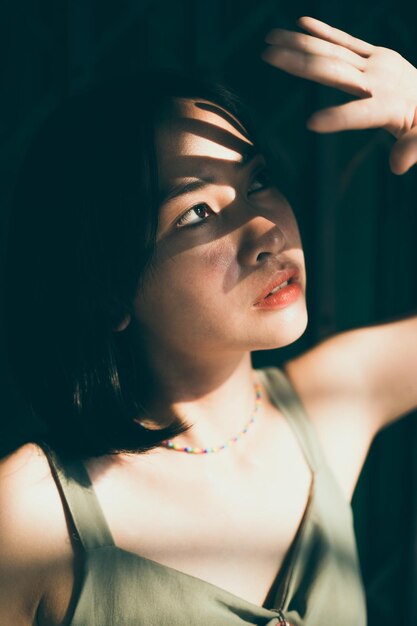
[262,17,417,174]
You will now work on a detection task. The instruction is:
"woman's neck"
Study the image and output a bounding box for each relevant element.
[141,348,259,451]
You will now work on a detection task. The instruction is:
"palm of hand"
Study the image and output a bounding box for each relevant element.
[262,17,417,173]
[364,47,417,136]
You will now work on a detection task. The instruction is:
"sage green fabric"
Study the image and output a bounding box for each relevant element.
[46,367,367,626]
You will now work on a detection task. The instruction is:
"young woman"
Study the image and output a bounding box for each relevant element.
[1,16,416,626]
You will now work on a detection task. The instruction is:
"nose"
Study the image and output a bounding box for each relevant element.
[237,213,286,267]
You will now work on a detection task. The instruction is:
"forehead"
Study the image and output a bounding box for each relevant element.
[156,98,254,182]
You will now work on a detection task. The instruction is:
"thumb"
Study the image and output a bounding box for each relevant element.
[389,126,417,174]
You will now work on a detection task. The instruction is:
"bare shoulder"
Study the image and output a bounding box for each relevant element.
[284,329,370,412]
[0,443,60,546]
[285,317,417,431]
[0,443,77,626]
[284,330,378,500]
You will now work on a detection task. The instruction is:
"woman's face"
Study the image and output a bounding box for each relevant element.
[133,98,307,358]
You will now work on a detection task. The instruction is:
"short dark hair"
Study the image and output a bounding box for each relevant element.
[4,71,256,460]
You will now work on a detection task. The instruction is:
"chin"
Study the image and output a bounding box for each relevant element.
[250,303,308,351]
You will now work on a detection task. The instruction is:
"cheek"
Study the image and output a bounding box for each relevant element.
[203,239,238,283]
[287,219,302,246]
[178,241,239,310]
[277,203,301,246]
[135,240,239,344]
[142,238,237,306]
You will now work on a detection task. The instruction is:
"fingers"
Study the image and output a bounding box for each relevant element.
[389,126,417,174]
[265,29,366,70]
[307,98,389,133]
[261,46,370,97]
[297,16,375,57]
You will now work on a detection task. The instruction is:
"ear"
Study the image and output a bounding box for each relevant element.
[113,313,132,332]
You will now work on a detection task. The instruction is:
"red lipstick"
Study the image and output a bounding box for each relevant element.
[253,268,302,310]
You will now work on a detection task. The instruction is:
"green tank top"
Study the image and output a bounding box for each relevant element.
[45,367,367,626]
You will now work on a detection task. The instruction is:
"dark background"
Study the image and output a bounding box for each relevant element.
[1,0,417,623]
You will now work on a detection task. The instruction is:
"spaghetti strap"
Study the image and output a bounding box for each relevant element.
[257,367,325,472]
[44,450,115,550]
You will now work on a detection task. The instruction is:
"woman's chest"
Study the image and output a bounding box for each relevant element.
[88,423,312,606]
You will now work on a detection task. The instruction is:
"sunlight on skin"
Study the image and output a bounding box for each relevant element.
[136,98,307,356]
[123,98,307,443]
[262,16,417,174]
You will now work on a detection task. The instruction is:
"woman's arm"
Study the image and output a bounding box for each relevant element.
[0,444,75,626]
[0,446,45,625]
[289,316,417,430]
[284,318,417,499]
[262,17,417,430]
[262,18,417,491]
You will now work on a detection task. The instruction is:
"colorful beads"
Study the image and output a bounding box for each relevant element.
[160,382,262,454]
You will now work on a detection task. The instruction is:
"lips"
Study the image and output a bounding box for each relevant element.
[253,268,300,305]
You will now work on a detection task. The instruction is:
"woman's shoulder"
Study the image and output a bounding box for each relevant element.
[1,443,55,541]
[283,331,381,501]
[0,443,76,626]
[1,441,49,480]
[0,442,59,525]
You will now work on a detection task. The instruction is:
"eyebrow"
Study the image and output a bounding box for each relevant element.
[159,146,258,205]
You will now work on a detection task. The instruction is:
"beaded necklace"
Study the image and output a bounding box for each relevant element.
[160,382,262,454]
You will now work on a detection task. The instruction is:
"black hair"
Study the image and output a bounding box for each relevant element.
[4,71,257,460]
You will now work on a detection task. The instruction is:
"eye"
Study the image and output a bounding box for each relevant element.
[176,202,213,228]
[248,168,272,194]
